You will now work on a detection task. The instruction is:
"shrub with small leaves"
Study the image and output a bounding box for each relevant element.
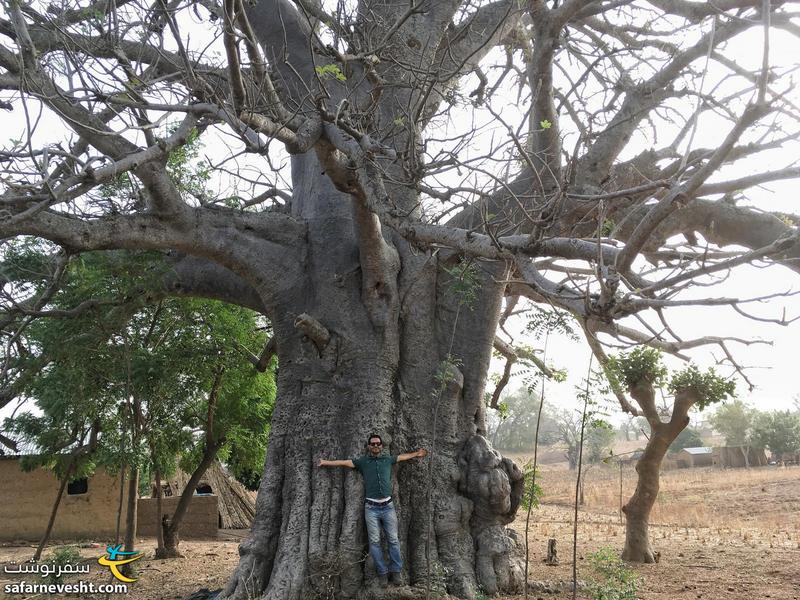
[520,461,543,510]
[668,365,735,409]
[434,354,463,389]
[442,259,480,308]
[526,306,579,341]
[44,546,82,583]
[315,64,347,81]
[587,546,640,600]
[496,401,510,420]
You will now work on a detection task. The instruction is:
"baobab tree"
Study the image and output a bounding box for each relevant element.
[0,0,799,598]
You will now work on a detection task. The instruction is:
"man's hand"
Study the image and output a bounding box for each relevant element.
[415,448,428,459]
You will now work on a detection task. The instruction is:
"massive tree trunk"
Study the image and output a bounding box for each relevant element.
[219,155,525,600]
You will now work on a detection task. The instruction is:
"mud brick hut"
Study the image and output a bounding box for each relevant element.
[0,455,255,542]
[712,446,769,468]
[0,455,127,541]
[677,446,714,468]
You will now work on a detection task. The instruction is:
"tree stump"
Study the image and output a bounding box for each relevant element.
[545,538,559,566]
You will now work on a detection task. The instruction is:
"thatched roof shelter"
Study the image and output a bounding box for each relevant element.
[155,461,256,529]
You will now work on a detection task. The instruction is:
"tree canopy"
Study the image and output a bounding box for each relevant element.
[3,241,276,489]
[709,399,756,447]
[752,410,800,460]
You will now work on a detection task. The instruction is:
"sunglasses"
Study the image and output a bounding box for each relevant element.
[368,442,382,447]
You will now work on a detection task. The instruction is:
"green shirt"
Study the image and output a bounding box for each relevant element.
[352,454,398,499]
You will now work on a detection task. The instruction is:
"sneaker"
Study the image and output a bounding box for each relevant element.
[375,574,388,588]
[389,572,405,586]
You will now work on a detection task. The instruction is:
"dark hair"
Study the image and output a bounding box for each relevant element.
[366,434,382,445]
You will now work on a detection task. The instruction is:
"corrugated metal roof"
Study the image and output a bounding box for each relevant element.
[682,446,713,454]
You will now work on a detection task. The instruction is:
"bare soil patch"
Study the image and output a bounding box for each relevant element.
[1,466,798,599]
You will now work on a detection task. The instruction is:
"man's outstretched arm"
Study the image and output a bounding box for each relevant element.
[317,458,355,468]
[397,448,428,462]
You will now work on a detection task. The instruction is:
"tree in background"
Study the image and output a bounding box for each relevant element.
[605,348,735,562]
[121,296,276,558]
[752,411,800,462]
[710,399,757,467]
[549,407,616,470]
[668,428,704,454]
[586,421,616,466]
[618,417,636,442]
[488,388,559,452]
[2,246,275,558]
[1,0,799,594]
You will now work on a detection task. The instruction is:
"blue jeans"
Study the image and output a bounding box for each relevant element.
[364,501,402,576]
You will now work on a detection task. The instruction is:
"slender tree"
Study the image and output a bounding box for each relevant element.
[605,348,735,562]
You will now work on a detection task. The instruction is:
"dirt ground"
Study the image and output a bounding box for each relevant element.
[1,465,798,600]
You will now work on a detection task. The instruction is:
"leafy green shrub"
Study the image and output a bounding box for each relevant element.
[586,547,640,600]
[44,545,82,583]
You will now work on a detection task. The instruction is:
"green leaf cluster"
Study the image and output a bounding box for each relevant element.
[434,354,463,389]
[668,364,735,409]
[164,126,210,200]
[315,64,347,82]
[520,461,543,510]
[442,259,480,308]
[526,307,578,341]
[43,546,82,584]
[604,347,666,390]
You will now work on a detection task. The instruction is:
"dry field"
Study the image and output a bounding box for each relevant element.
[1,464,798,600]
[502,459,800,600]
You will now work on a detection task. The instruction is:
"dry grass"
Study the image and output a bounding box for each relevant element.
[504,461,800,600]
[509,455,800,570]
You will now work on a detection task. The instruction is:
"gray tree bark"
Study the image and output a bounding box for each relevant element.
[217,152,525,600]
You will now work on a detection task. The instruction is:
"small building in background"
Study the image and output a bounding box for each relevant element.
[0,455,242,542]
[712,446,768,468]
[0,455,128,541]
[677,446,713,468]
[139,461,254,536]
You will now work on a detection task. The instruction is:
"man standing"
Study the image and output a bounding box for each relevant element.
[317,434,427,586]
